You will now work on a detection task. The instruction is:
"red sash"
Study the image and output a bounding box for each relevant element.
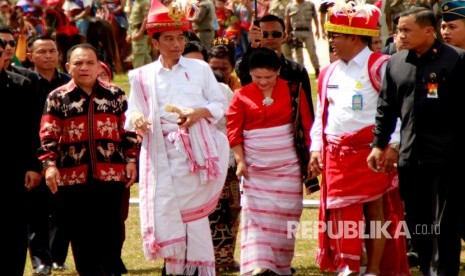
[315,54,409,274]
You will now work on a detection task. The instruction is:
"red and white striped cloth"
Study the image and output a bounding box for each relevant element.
[168,119,222,185]
[240,124,303,275]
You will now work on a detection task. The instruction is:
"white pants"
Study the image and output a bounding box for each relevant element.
[166,217,215,276]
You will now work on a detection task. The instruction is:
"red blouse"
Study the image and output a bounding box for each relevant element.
[226,78,313,147]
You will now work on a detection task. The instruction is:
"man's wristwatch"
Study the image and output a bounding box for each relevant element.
[42,159,56,169]
[125,157,137,163]
[389,143,400,152]
[369,142,380,149]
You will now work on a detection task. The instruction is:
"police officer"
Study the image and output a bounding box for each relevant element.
[284,0,320,77]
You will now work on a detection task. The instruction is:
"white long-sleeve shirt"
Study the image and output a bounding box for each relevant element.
[125,56,227,130]
[310,47,400,151]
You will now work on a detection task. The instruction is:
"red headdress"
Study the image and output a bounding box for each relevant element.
[324,0,381,37]
[146,0,190,35]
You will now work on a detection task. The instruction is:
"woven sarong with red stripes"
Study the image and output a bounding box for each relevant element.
[240,124,303,275]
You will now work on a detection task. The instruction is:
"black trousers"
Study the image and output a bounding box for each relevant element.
[55,181,125,275]
[28,182,53,268]
[2,183,28,276]
[398,163,461,276]
[49,190,71,266]
[162,263,199,276]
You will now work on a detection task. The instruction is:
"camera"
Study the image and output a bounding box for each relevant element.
[290,36,303,49]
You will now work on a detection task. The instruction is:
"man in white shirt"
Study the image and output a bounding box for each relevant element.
[124,0,229,275]
[62,0,92,35]
[308,2,409,275]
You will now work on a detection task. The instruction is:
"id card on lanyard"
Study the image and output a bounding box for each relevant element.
[427,72,438,99]
[352,81,363,110]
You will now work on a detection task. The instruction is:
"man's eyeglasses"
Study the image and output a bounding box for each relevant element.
[327,33,346,40]
[262,31,283,39]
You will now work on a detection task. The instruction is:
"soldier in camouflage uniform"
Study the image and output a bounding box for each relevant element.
[190,0,216,50]
[127,0,152,68]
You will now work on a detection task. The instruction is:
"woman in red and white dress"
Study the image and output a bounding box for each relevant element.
[226,47,314,276]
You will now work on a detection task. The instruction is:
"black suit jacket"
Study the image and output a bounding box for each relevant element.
[373,40,465,166]
[1,69,41,189]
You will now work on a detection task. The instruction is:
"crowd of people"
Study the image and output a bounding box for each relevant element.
[4,0,465,274]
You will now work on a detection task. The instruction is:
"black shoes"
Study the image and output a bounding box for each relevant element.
[407,251,419,268]
[33,264,52,276]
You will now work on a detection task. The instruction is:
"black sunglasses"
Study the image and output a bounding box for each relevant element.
[1,39,16,47]
[262,31,283,39]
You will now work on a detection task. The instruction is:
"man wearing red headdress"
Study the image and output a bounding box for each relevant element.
[308,1,410,275]
[124,1,229,275]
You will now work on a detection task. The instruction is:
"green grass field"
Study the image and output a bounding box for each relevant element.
[26,185,459,275]
[23,186,327,275]
[23,74,465,275]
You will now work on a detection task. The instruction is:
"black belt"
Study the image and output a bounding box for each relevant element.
[294,27,310,31]
[197,29,212,32]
